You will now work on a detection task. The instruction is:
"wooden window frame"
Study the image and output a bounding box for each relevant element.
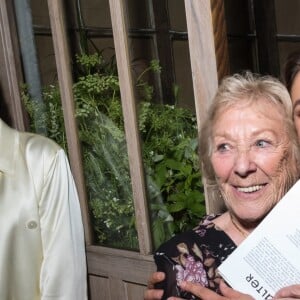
[47,0,223,255]
[0,0,228,295]
[0,0,225,253]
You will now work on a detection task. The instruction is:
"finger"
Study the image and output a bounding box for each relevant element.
[274,284,300,298]
[274,298,300,300]
[144,288,164,300]
[147,272,165,289]
[179,281,224,299]
[219,281,254,299]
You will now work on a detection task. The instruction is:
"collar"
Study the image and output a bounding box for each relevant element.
[0,119,18,175]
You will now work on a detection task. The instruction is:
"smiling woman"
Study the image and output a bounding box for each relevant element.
[209,96,295,245]
[144,72,300,300]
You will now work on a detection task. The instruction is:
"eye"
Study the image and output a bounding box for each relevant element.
[255,139,270,148]
[294,108,300,118]
[216,143,230,152]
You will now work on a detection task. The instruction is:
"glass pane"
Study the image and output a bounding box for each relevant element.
[73,53,138,250]
[173,40,194,110]
[127,0,152,28]
[224,0,258,73]
[168,0,187,31]
[127,38,162,102]
[227,39,257,73]
[137,62,204,249]
[35,36,56,85]
[275,0,300,34]
[23,0,206,252]
[31,0,50,27]
[22,1,139,250]
[224,0,251,36]
[128,17,205,250]
[138,87,203,250]
[79,0,112,28]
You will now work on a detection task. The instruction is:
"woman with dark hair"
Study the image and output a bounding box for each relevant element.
[284,50,300,139]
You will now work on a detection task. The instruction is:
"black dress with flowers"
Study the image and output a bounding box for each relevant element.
[154,214,237,300]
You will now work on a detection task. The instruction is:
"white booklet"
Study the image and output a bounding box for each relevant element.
[218,180,300,300]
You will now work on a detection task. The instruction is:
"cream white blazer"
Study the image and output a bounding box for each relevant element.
[0,119,87,299]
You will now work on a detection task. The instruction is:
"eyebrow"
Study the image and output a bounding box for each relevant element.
[213,128,277,141]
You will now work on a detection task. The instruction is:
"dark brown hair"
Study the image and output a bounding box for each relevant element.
[284,50,300,93]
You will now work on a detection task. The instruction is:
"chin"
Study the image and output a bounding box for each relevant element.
[236,211,270,229]
[240,217,262,229]
[227,204,267,227]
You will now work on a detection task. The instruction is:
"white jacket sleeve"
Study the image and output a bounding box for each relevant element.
[39,149,87,300]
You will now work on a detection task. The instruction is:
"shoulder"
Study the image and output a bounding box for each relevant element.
[0,120,61,156]
[0,121,67,179]
[155,215,215,253]
[16,131,67,177]
[193,214,221,235]
[196,214,221,227]
[19,131,63,159]
[155,214,234,256]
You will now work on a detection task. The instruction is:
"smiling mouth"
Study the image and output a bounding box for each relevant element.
[236,184,266,193]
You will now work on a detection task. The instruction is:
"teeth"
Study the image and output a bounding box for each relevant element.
[237,185,264,193]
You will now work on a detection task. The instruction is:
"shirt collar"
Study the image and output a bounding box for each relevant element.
[0,119,18,174]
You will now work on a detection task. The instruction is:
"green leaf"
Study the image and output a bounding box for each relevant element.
[167,201,186,212]
[165,159,184,171]
[152,219,165,246]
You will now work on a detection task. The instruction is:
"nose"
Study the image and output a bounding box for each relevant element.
[233,149,256,177]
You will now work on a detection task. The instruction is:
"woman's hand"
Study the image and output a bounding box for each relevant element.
[143,273,255,300]
[144,272,165,300]
[274,284,300,299]
[166,280,254,300]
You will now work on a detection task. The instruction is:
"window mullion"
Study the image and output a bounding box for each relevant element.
[184,0,220,213]
[0,0,25,130]
[109,0,152,255]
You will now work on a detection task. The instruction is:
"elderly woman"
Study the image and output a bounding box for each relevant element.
[144,72,300,300]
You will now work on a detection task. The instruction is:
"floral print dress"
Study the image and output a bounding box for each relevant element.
[154,214,237,299]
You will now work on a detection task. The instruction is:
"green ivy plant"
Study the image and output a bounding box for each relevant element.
[22,53,205,250]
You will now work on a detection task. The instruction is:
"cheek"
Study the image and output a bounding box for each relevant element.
[211,155,234,181]
[256,150,292,177]
[255,154,279,174]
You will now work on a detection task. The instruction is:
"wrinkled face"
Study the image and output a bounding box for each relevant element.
[290,72,300,139]
[211,99,297,227]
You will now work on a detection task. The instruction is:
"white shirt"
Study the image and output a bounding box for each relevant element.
[0,119,87,299]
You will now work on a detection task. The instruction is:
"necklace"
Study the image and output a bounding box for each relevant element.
[230,214,249,238]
